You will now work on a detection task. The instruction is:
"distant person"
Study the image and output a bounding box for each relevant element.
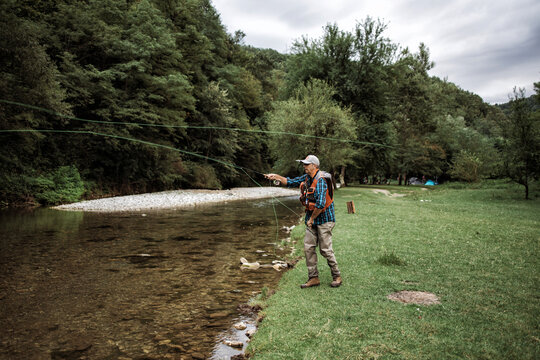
[265,155,342,288]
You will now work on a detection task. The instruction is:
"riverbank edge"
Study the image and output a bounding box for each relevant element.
[53,187,299,212]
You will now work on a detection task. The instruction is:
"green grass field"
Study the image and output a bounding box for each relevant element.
[247,182,539,359]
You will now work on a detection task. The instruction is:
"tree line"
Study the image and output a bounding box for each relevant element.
[1,0,538,205]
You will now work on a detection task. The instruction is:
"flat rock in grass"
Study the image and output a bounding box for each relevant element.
[387,290,440,305]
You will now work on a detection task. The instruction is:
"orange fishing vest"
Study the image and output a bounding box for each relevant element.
[299,171,334,212]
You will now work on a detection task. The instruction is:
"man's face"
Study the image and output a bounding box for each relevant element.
[303,163,315,174]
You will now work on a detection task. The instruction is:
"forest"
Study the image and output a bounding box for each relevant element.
[1,0,539,206]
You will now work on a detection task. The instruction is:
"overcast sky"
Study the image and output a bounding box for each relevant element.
[212,0,540,104]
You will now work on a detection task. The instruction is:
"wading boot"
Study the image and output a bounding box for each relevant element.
[330,276,342,288]
[300,277,320,289]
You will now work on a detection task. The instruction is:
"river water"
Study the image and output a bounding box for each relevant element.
[0,197,302,359]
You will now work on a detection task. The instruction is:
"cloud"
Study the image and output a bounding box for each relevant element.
[212,0,540,104]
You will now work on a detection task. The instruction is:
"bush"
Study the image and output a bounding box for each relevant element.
[184,162,222,189]
[30,166,85,205]
[449,150,481,182]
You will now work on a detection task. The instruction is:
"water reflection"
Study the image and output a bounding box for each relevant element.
[0,197,301,359]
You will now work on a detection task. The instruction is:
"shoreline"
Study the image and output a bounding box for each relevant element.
[53,187,299,212]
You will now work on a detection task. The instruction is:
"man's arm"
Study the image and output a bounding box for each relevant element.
[264,173,287,186]
[265,173,307,188]
[307,208,323,227]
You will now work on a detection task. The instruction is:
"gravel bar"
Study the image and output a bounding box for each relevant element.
[53,187,299,212]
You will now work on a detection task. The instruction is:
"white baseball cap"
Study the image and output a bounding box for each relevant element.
[296,155,320,167]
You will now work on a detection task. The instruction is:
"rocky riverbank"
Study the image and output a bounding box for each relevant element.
[54,187,299,212]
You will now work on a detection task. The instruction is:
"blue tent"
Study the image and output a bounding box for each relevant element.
[425,180,437,186]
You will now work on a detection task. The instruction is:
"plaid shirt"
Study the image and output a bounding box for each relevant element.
[286,171,335,226]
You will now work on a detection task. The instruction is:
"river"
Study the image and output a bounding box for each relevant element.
[0,197,302,359]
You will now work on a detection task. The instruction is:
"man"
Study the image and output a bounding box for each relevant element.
[265,155,342,288]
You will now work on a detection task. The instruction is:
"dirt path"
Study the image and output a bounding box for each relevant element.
[371,189,407,197]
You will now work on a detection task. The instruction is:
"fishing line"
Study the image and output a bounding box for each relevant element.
[0,99,394,148]
[240,168,301,217]
[0,128,264,176]
[2,98,359,238]
[1,128,303,217]
[240,168,303,245]
[241,168,279,242]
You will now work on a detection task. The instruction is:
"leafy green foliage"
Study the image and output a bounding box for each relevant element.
[0,166,85,206]
[0,0,534,206]
[449,150,481,182]
[500,87,540,199]
[285,19,397,178]
[31,166,85,204]
[266,79,357,175]
[1,0,290,204]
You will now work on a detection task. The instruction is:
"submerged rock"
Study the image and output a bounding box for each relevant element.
[191,352,206,360]
[209,311,231,319]
[50,343,92,360]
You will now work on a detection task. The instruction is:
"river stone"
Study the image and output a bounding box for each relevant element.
[237,303,261,315]
[233,322,247,330]
[224,340,243,348]
[246,329,256,338]
[239,257,260,270]
[272,264,282,271]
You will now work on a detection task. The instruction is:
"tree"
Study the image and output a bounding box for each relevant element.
[448,150,481,182]
[266,79,357,183]
[389,44,436,184]
[501,87,540,199]
[0,0,519,204]
[0,0,72,204]
[285,19,397,180]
